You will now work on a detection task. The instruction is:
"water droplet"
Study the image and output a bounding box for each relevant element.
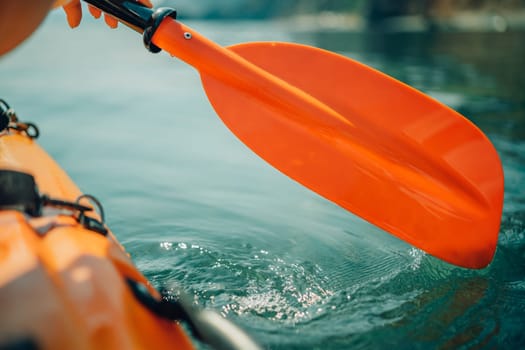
[160,242,172,250]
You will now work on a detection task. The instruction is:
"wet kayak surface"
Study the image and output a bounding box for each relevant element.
[1,11,524,349]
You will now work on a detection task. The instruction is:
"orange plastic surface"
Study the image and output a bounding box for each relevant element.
[152,19,504,268]
[0,133,193,349]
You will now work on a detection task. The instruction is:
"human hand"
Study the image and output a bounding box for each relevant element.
[54,0,153,28]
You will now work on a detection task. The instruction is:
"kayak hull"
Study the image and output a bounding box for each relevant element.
[0,133,194,349]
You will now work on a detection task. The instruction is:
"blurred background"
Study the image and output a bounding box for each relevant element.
[1,0,524,349]
[165,0,525,30]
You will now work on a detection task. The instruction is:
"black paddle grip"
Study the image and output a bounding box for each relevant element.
[82,0,176,53]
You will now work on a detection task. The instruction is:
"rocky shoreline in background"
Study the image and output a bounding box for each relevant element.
[365,0,525,33]
[290,9,525,33]
[161,0,525,32]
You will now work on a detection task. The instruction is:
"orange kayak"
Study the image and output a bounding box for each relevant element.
[0,108,194,348]
[0,100,260,350]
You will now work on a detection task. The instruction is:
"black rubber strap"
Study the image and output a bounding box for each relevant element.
[143,8,177,53]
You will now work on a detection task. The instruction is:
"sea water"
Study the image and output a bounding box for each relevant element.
[1,10,524,349]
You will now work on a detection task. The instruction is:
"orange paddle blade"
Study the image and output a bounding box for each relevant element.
[152,19,504,269]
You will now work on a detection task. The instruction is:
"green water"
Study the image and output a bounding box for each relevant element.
[1,11,524,349]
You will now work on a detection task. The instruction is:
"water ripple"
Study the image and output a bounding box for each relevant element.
[154,239,335,324]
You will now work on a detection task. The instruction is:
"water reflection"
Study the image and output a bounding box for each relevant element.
[405,277,496,348]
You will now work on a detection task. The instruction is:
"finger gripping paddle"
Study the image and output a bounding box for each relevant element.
[84,0,504,269]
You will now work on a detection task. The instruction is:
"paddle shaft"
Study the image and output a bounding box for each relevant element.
[84,0,357,133]
[157,20,355,125]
